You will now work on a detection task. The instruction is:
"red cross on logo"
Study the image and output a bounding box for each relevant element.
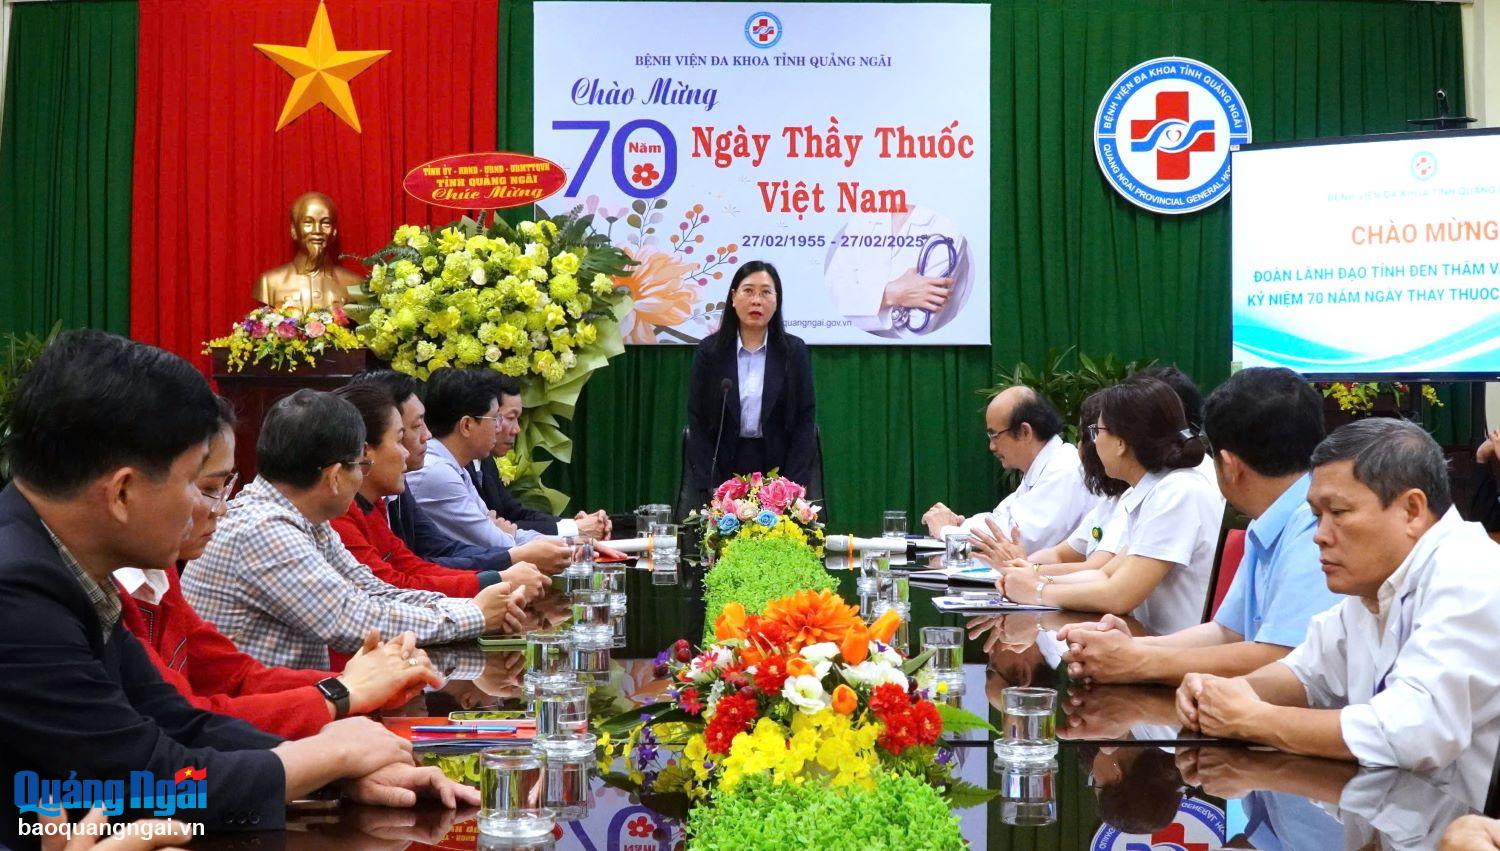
[752,18,776,42]
[1148,822,1209,851]
[1130,91,1215,181]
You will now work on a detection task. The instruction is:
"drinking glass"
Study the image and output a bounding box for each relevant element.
[592,564,627,614]
[995,687,1058,763]
[523,631,572,694]
[650,555,680,585]
[544,735,595,821]
[857,550,890,595]
[649,523,679,558]
[534,682,589,750]
[569,635,611,681]
[882,510,908,538]
[610,608,627,648]
[636,507,672,540]
[943,532,972,567]
[561,536,594,578]
[995,758,1058,826]
[921,626,965,694]
[480,742,552,838]
[569,590,611,643]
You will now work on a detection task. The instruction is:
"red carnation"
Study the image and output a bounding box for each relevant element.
[911,700,942,746]
[868,682,910,719]
[704,708,751,755]
[714,692,759,728]
[878,706,918,755]
[753,656,790,695]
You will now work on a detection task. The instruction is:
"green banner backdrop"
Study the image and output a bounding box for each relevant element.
[0,0,1467,533]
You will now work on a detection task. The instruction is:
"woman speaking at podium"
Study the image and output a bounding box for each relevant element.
[686,261,818,504]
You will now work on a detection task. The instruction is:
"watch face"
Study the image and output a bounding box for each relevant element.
[318,677,349,700]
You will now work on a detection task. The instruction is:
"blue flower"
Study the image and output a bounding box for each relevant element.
[755,509,778,528]
[717,514,741,534]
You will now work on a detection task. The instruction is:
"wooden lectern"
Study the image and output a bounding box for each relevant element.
[211,348,380,483]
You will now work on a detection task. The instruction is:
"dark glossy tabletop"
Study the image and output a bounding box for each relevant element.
[195,554,1482,850]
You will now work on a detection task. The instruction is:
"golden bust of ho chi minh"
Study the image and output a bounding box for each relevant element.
[253,192,364,311]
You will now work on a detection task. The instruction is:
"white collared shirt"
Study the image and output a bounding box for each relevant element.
[948,436,1101,555]
[1282,508,1500,803]
[1118,466,1225,635]
[112,567,170,606]
[736,334,767,438]
[1065,495,1128,558]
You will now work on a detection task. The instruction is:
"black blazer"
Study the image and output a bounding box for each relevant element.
[0,485,286,848]
[470,459,561,534]
[686,332,816,499]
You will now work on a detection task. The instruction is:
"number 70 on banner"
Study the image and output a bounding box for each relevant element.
[551,120,678,200]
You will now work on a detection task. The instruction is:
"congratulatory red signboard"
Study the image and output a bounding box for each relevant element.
[403,152,567,210]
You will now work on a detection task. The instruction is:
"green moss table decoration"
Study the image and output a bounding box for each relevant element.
[701,536,835,641]
[686,773,964,851]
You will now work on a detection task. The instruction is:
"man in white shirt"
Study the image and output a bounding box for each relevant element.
[922,386,1098,554]
[1177,418,1500,803]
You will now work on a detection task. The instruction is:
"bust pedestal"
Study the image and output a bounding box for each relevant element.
[211,348,380,483]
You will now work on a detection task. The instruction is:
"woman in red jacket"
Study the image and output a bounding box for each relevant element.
[116,399,442,739]
[328,383,550,601]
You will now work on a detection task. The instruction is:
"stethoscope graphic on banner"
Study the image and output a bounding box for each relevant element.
[891,235,957,334]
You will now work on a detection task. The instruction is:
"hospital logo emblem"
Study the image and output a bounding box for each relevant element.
[745,11,782,49]
[1094,57,1251,215]
[1411,151,1436,180]
[1091,799,1226,851]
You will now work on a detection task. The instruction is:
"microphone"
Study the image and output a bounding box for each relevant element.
[708,378,732,485]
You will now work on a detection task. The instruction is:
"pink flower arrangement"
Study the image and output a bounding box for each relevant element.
[690,471,824,557]
[206,303,360,373]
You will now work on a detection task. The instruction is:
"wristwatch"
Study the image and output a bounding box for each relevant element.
[316,676,351,719]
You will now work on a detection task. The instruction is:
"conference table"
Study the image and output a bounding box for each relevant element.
[200,553,1481,850]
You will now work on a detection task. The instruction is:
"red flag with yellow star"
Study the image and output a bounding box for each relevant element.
[130,0,498,371]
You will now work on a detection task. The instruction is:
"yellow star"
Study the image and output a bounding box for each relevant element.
[254,2,389,133]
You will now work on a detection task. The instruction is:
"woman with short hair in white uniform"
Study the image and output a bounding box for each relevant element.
[1001,375,1224,634]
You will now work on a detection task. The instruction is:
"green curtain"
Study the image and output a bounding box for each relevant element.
[0,1,137,337]
[502,0,1466,533]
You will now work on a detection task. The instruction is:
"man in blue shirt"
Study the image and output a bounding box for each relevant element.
[1058,367,1341,684]
[405,368,570,573]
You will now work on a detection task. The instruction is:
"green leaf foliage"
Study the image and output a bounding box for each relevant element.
[701,537,836,641]
[986,346,1158,444]
[686,773,964,851]
[0,322,60,484]
[935,703,998,736]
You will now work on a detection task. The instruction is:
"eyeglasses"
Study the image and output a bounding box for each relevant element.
[469,414,505,429]
[198,471,240,512]
[1084,424,1109,441]
[986,426,1017,441]
[321,458,373,474]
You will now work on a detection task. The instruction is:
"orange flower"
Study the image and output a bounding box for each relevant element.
[761,589,864,652]
[613,248,699,344]
[831,684,858,715]
[786,657,814,677]
[868,608,903,644]
[840,622,870,665]
[715,602,747,642]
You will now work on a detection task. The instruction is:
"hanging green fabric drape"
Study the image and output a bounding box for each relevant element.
[507,0,1466,533]
[0,0,137,337]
